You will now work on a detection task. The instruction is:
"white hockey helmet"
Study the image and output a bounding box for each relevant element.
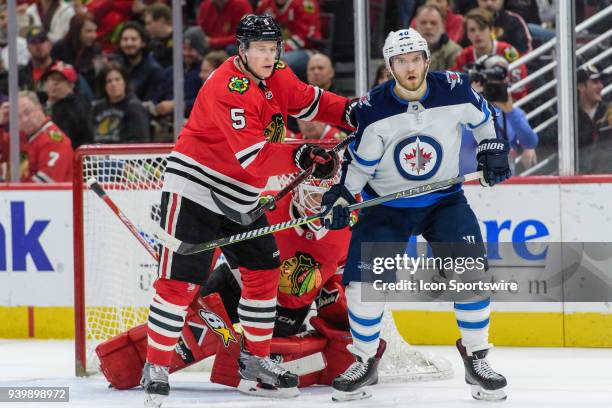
[383,28,430,67]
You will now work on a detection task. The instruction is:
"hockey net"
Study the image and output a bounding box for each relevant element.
[74,141,452,381]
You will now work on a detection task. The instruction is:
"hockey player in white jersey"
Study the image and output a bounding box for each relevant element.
[321,28,511,402]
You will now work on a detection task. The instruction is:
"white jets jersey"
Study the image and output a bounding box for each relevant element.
[341,71,497,207]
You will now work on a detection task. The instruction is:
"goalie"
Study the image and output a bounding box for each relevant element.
[95,170,451,396]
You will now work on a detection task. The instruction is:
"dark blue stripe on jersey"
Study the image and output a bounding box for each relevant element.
[348,309,383,327]
[164,167,259,206]
[237,147,261,165]
[361,183,461,207]
[457,318,490,329]
[454,298,491,311]
[349,142,381,167]
[350,328,380,342]
[167,156,259,197]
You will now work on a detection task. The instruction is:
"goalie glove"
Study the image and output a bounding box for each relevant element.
[321,184,357,230]
[476,139,512,186]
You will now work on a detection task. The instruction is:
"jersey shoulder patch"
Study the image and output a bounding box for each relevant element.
[443,70,464,90]
[227,76,250,94]
[275,60,287,70]
[48,129,64,142]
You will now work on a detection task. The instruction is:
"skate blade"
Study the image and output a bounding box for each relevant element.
[331,388,372,402]
[470,385,507,401]
[144,393,166,408]
[237,379,299,399]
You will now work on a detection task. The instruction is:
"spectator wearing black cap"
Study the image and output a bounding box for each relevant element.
[144,3,174,69]
[23,26,94,103]
[577,65,611,173]
[148,27,206,141]
[110,21,163,104]
[44,61,93,148]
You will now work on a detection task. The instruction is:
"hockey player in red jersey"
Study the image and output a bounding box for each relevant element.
[141,13,355,407]
[97,170,373,393]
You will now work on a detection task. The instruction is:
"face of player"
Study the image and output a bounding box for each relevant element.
[80,20,97,47]
[45,72,74,102]
[105,70,127,103]
[18,97,46,136]
[478,0,504,12]
[390,51,428,92]
[307,54,334,89]
[242,40,278,79]
[415,8,444,46]
[466,19,492,52]
[120,28,145,58]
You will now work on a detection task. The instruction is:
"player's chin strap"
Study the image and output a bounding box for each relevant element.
[238,43,282,81]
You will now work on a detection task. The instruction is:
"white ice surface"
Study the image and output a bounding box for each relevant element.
[1,339,611,408]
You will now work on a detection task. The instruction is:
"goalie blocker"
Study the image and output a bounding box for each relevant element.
[96,270,359,390]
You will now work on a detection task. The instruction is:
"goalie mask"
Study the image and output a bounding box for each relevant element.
[290,170,342,239]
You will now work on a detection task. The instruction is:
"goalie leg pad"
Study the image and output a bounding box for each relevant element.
[97,324,148,389]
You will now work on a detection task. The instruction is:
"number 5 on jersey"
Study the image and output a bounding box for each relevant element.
[230,108,246,129]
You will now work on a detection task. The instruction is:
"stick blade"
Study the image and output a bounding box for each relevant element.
[210,190,255,226]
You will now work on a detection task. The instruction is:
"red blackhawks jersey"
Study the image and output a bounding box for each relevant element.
[266,190,351,309]
[20,120,73,182]
[451,40,528,100]
[256,0,321,51]
[163,56,351,214]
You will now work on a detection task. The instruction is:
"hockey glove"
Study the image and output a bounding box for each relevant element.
[320,184,357,230]
[343,97,359,129]
[476,138,512,186]
[293,143,340,179]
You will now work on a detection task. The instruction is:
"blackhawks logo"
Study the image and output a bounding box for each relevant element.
[228,76,250,94]
[275,60,287,70]
[49,129,63,142]
[264,114,286,143]
[280,252,322,296]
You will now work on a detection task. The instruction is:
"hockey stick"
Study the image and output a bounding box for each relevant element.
[151,171,483,256]
[210,134,357,226]
[86,178,160,262]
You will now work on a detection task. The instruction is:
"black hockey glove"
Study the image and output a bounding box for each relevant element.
[320,184,357,230]
[476,138,512,186]
[293,143,340,179]
[343,97,359,129]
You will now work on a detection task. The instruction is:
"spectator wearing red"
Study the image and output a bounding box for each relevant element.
[477,0,532,54]
[52,12,102,92]
[43,61,93,148]
[256,0,321,77]
[197,0,253,52]
[85,0,133,53]
[8,91,73,182]
[452,8,527,100]
[410,0,464,43]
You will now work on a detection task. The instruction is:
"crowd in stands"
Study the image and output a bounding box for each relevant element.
[0,0,609,182]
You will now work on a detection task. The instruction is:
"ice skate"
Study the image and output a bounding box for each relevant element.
[237,349,299,398]
[331,342,385,402]
[141,362,169,408]
[456,339,507,401]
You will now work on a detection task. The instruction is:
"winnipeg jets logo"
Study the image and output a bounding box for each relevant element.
[446,71,462,90]
[394,135,443,181]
